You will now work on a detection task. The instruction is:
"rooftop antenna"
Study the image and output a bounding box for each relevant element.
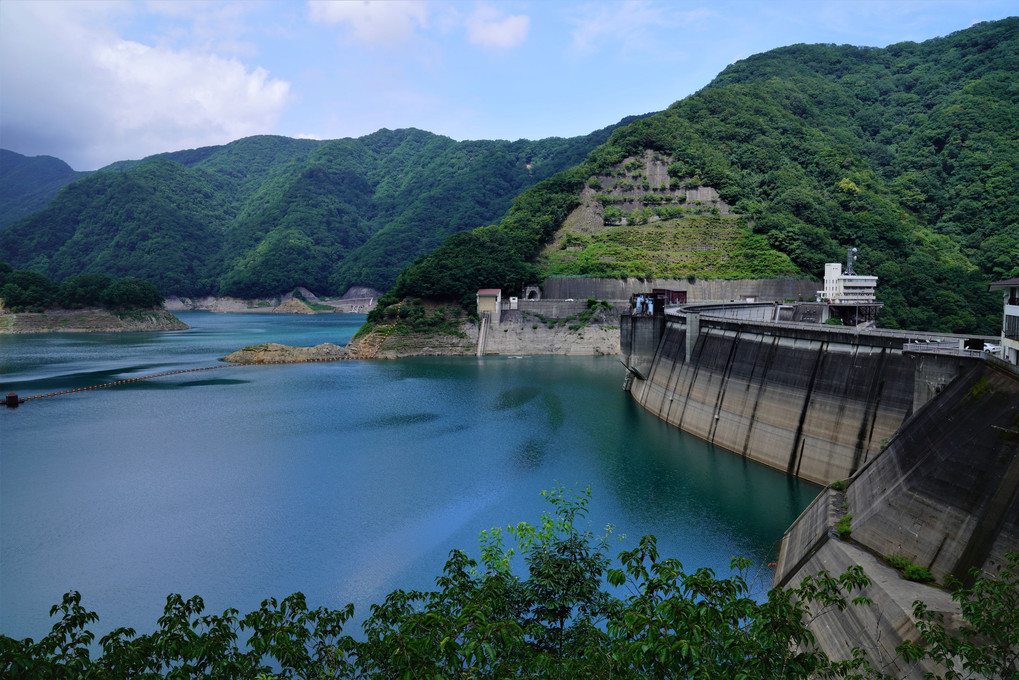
[846,247,858,275]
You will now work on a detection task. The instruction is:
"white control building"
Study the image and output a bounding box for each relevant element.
[818,262,879,304]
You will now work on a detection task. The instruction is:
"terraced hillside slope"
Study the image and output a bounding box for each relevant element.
[540,151,797,280]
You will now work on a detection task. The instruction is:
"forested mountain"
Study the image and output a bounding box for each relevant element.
[0,150,88,230]
[0,121,638,297]
[382,17,1018,335]
[4,18,1016,334]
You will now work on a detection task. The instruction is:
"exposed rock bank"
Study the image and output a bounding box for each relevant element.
[166,287,381,314]
[346,327,480,359]
[272,298,315,314]
[346,319,619,359]
[0,308,188,334]
[166,295,300,314]
[222,342,349,364]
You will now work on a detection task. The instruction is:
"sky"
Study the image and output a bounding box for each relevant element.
[0,1,1015,171]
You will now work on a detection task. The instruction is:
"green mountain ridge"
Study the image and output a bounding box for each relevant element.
[379,17,1018,335]
[0,149,89,230]
[3,18,1018,335]
[0,121,640,297]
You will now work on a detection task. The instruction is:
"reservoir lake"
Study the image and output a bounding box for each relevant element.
[1,312,820,641]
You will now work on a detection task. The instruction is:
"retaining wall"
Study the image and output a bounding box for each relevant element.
[542,277,818,303]
[509,299,606,318]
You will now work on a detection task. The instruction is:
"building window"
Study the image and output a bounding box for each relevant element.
[1005,314,1019,341]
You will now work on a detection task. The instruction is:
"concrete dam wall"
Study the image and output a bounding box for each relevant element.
[773,358,1019,678]
[621,307,1013,677]
[837,358,1019,584]
[622,315,976,485]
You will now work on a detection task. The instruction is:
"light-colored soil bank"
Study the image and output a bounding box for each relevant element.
[165,287,379,315]
[0,308,189,334]
[165,295,306,314]
[222,342,349,364]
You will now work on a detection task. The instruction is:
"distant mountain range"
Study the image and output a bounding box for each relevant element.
[0,121,641,297]
[2,16,1017,335]
[0,149,88,229]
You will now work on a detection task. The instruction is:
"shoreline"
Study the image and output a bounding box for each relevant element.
[0,308,189,334]
[165,291,379,315]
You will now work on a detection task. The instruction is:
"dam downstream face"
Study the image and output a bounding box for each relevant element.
[0,312,819,642]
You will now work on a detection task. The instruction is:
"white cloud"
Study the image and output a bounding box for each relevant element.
[0,1,291,169]
[94,40,291,137]
[308,1,528,51]
[465,5,530,49]
[143,1,263,59]
[307,0,429,46]
[568,1,713,59]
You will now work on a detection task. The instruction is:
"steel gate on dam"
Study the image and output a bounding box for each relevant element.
[620,304,992,485]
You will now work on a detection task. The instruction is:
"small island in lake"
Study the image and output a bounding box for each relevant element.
[222,342,349,364]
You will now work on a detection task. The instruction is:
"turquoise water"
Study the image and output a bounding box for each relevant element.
[0,312,819,641]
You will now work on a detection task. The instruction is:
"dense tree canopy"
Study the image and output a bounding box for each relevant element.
[0,265,162,312]
[0,150,87,231]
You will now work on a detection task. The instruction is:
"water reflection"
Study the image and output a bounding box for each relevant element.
[0,316,819,645]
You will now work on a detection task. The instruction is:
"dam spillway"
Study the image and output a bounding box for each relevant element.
[621,306,986,485]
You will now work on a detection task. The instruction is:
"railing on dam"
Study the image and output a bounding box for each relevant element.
[668,301,778,321]
[903,343,987,359]
[663,301,999,351]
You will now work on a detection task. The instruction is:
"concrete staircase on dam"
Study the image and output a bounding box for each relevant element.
[774,357,1019,678]
[477,312,490,357]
